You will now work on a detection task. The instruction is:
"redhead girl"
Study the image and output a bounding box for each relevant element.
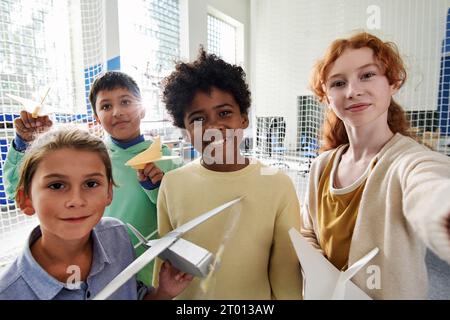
[302,32,450,299]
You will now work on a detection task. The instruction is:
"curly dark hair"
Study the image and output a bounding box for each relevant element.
[162,48,251,128]
[89,71,141,117]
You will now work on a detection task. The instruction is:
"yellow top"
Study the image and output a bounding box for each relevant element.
[317,147,374,270]
[153,159,302,299]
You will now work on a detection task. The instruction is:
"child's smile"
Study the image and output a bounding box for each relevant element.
[94,87,145,141]
[21,148,112,242]
[183,87,249,170]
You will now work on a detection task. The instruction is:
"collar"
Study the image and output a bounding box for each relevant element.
[110,134,145,149]
[18,224,111,299]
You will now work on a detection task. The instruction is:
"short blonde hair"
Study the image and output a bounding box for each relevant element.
[16,126,115,199]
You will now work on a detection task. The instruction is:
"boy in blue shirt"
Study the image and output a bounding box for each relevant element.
[0,127,192,299]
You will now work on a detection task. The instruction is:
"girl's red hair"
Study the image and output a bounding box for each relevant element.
[310,32,412,152]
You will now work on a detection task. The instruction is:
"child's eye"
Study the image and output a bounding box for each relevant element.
[48,182,65,190]
[330,80,346,88]
[121,99,132,106]
[219,111,231,117]
[361,72,376,80]
[85,180,99,188]
[100,104,112,111]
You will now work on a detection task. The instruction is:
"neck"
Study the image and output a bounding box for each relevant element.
[31,231,93,283]
[344,118,394,161]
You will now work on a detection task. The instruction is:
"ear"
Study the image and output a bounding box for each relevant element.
[106,183,113,206]
[390,81,400,96]
[139,105,146,120]
[241,113,249,129]
[95,115,101,125]
[17,188,35,216]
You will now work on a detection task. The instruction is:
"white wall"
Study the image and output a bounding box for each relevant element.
[105,0,120,63]
[251,0,449,147]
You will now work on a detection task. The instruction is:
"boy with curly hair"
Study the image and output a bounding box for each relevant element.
[152,48,302,299]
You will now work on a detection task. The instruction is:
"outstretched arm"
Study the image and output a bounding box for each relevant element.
[402,155,450,264]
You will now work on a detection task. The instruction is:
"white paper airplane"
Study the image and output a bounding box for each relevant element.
[93,197,243,300]
[288,228,379,300]
[6,88,73,117]
[125,136,179,170]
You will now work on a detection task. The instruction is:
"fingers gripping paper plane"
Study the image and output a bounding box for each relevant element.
[125,136,179,170]
[288,228,379,300]
[93,197,243,300]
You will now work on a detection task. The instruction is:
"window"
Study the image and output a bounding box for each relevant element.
[118,0,180,131]
[207,14,237,64]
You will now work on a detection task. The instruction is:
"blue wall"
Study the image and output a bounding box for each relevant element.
[437,8,450,135]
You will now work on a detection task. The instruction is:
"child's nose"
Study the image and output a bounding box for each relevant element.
[65,189,87,208]
[205,118,226,130]
[346,80,364,99]
[112,106,124,117]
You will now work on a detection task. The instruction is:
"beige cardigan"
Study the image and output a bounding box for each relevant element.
[301,133,450,299]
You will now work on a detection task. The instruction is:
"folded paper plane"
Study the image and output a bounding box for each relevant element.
[93,197,243,300]
[288,228,379,300]
[5,88,65,118]
[125,136,179,169]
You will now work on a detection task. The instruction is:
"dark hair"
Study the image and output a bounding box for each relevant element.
[89,71,141,117]
[16,126,115,199]
[309,32,412,152]
[162,47,251,128]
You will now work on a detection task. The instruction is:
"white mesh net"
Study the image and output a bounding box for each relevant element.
[0,0,106,267]
[251,0,450,203]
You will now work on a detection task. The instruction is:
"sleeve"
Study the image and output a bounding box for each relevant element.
[3,141,26,200]
[269,179,303,299]
[136,281,150,300]
[402,153,450,263]
[151,177,174,286]
[143,144,183,205]
[300,187,323,252]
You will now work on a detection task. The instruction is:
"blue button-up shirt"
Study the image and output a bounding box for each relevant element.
[0,217,148,300]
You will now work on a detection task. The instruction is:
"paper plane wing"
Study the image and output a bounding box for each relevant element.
[126,155,180,170]
[125,136,179,169]
[332,247,378,299]
[93,235,178,300]
[170,197,243,236]
[6,93,74,117]
[288,228,375,300]
[6,94,41,117]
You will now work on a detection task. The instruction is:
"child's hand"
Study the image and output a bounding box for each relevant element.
[137,162,164,185]
[14,111,53,142]
[153,261,193,300]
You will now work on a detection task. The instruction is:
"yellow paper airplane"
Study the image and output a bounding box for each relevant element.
[125,136,179,170]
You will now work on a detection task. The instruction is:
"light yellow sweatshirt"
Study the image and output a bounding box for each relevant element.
[153,159,302,299]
